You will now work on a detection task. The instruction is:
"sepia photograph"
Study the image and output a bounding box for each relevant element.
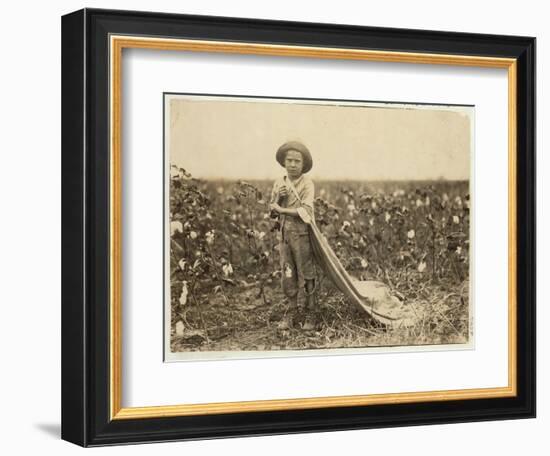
[164,93,473,360]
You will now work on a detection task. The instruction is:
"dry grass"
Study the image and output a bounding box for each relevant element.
[170,275,469,353]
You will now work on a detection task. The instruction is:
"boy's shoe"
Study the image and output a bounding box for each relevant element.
[291,307,306,328]
[305,293,316,311]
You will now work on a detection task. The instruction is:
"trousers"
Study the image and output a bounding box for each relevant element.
[279,221,315,301]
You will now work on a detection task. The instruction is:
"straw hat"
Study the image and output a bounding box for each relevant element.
[275,141,313,174]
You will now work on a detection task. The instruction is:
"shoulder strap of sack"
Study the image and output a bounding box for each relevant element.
[284,175,313,225]
[284,175,302,202]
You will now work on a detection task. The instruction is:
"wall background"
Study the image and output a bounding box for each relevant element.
[0,1,544,454]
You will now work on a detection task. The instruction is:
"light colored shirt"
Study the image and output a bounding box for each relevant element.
[271,174,315,229]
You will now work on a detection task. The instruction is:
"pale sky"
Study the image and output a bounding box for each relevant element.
[168,95,472,181]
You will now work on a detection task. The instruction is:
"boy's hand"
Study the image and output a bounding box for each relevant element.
[270,202,283,214]
[278,186,289,198]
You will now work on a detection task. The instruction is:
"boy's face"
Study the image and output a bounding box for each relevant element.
[284,150,304,178]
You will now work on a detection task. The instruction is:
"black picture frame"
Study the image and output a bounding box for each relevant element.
[62,8,535,447]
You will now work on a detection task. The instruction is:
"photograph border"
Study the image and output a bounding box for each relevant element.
[162,91,476,362]
[61,8,535,446]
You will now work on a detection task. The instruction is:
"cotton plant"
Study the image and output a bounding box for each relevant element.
[168,163,471,351]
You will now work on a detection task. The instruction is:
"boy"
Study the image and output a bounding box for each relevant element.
[269,141,317,323]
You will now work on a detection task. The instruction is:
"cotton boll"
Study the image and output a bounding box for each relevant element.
[170,221,183,236]
[222,263,234,277]
[179,282,188,306]
[205,230,215,244]
[284,264,293,278]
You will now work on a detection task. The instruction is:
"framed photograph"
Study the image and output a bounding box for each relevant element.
[164,93,474,361]
[62,8,535,446]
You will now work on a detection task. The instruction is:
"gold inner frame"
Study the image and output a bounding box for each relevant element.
[109,35,517,420]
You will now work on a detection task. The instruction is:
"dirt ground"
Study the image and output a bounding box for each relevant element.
[170,277,470,354]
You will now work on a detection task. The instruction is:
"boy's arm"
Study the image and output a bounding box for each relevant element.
[277,207,299,216]
[276,179,315,221]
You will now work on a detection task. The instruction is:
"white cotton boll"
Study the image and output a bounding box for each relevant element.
[170,166,179,178]
[369,218,374,226]
[453,215,460,224]
[407,229,415,239]
[170,221,183,236]
[342,220,351,228]
[385,212,391,223]
[189,231,198,239]
[456,246,462,255]
[179,282,188,306]
[393,189,405,197]
[360,259,368,268]
[284,264,293,278]
[205,230,215,244]
[222,263,234,277]
[175,321,185,336]
[178,259,186,271]
[416,199,423,207]
[418,261,427,272]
